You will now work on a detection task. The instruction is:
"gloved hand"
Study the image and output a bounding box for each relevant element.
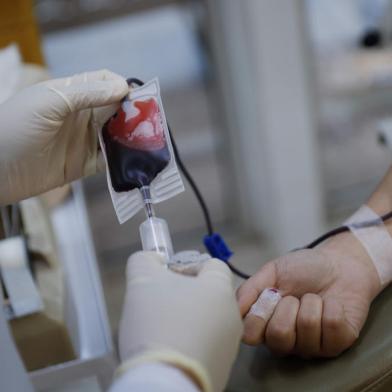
[118,251,243,392]
[237,232,382,358]
[0,69,128,205]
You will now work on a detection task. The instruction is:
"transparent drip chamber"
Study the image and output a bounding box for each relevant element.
[139,186,173,262]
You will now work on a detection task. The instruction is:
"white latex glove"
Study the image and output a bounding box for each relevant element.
[0,69,129,205]
[118,251,243,392]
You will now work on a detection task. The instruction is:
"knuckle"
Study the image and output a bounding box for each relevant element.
[297,351,317,360]
[243,332,262,346]
[302,293,319,302]
[295,339,319,358]
[275,259,290,284]
[323,346,345,358]
[288,296,300,308]
[323,315,344,331]
[323,333,358,357]
[267,324,292,342]
[297,315,319,330]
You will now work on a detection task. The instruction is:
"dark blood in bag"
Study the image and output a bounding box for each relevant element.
[102,97,170,192]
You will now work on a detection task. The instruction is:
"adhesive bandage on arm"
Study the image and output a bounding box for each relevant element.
[345,205,392,287]
[247,288,282,321]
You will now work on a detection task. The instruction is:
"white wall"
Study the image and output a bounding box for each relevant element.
[207,0,325,252]
[42,5,204,90]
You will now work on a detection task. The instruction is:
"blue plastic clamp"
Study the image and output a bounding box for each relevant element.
[203,233,233,262]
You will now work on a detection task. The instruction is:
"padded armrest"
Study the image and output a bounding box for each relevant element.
[227,285,392,392]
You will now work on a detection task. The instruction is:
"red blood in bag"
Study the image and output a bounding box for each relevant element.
[102,97,171,192]
[108,98,165,151]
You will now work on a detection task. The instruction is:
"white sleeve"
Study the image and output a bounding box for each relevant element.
[108,362,200,392]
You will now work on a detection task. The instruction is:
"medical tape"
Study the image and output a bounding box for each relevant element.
[247,288,282,321]
[345,205,392,287]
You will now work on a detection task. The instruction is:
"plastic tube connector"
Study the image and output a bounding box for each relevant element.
[139,217,173,263]
[204,233,233,262]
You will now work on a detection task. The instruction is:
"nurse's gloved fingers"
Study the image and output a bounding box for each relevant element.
[198,259,232,284]
[48,69,124,88]
[236,262,277,316]
[92,102,122,127]
[75,69,126,84]
[243,288,282,345]
[265,296,300,355]
[126,251,166,282]
[48,69,129,113]
[96,151,106,173]
[295,293,323,358]
[321,297,358,358]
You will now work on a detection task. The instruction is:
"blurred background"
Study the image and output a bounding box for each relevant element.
[3,0,392,391]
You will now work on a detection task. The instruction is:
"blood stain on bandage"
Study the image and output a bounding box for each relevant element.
[102,98,170,192]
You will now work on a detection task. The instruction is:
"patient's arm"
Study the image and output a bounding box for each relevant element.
[236,166,392,358]
[367,166,392,217]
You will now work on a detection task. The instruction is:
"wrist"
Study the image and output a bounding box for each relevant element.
[320,231,383,300]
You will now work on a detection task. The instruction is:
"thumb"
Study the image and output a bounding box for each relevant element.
[198,258,233,283]
[47,69,129,113]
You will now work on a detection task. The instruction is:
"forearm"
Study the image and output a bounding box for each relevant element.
[367,166,392,218]
[320,166,392,299]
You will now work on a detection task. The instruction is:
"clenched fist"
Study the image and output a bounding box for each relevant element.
[237,232,382,358]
